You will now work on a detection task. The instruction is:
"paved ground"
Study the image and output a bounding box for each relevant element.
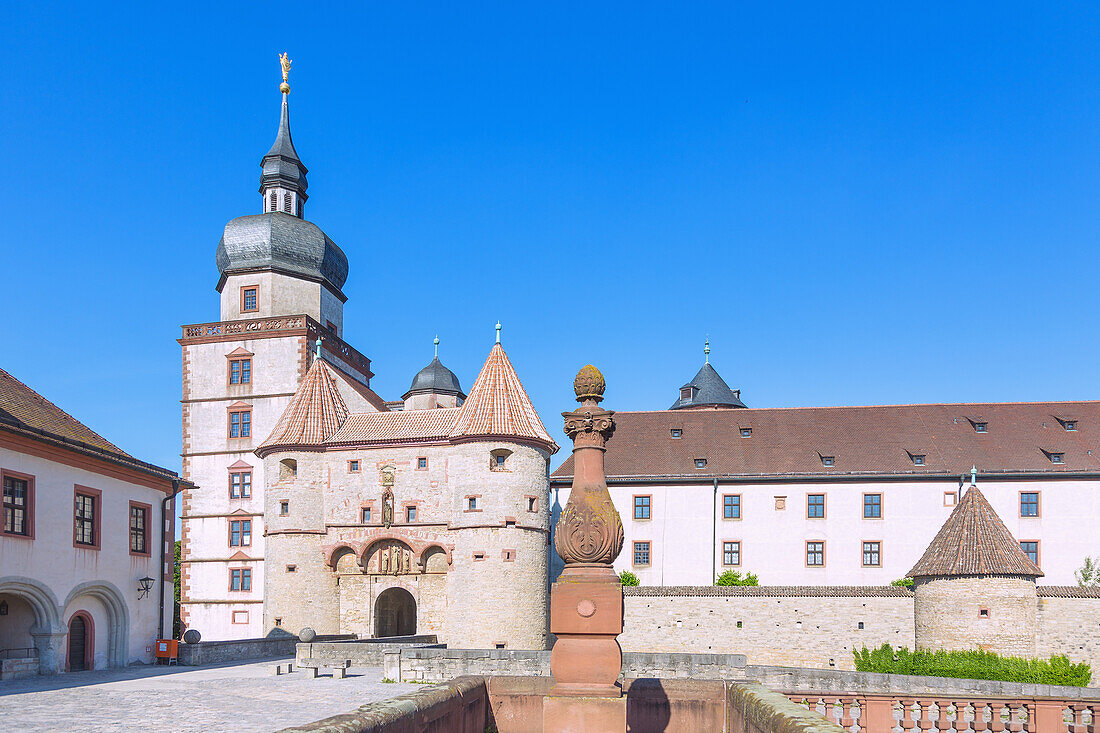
[0,658,419,732]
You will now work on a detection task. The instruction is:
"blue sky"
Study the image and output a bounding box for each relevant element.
[2,3,1098,473]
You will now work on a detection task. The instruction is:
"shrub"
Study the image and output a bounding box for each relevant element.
[619,570,640,586]
[715,570,759,586]
[1076,557,1100,587]
[890,577,914,587]
[853,643,1092,687]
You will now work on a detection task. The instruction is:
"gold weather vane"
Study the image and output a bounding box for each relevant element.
[279,53,292,94]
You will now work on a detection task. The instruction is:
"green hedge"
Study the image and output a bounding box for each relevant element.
[853,644,1091,687]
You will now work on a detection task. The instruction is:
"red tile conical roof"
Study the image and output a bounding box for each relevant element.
[448,344,558,453]
[259,357,349,453]
[908,485,1043,578]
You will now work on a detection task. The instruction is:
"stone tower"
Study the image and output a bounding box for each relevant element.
[179,72,380,641]
[908,480,1043,657]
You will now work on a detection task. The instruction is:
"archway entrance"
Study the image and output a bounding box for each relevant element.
[67,614,90,671]
[374,587,416,638]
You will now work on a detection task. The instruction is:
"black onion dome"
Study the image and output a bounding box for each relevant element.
[403,357,465,400]
[215,212,349,292]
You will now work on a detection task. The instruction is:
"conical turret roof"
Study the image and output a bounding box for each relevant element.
[908,485,1043,578]
[670,362,746,409]
[258,357,349,453]
[448,344,558,453]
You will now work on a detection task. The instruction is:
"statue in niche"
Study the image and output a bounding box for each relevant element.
[377,541,411,575]
[382,490,394,528]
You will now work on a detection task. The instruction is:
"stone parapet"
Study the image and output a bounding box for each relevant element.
[178,634,356,666]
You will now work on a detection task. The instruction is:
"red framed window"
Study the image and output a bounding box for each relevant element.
[240,286,258,313]
[633,541,651,566]
[229,357,251,385]
[229,470,252,499]
[229,519,252,547]
[1,470,34,538]
[229,568,252,591]
[229,408,252,438]
[129,502,151,556]
[73,486,101,550]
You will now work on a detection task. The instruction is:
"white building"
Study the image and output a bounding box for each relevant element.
[550,350,1100,587]
[0,368,179,677]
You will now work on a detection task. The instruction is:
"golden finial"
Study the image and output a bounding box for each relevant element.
[279,52,292,94]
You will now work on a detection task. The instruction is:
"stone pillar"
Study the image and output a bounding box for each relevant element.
[31,630,67,675]
[546,365,627,729]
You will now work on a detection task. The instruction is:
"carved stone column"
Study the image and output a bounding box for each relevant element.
[549,365,624,698]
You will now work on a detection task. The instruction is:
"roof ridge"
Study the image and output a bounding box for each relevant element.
[618,399,1100,415]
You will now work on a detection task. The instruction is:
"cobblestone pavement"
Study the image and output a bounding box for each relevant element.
[0,658,419,732]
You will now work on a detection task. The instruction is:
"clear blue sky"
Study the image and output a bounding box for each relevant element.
[3,3,1098,473]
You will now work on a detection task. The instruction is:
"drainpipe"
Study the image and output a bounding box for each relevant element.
[712,478,718,584]
[159,479,182,640]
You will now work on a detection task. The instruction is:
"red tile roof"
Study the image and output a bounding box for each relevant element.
[907,485,1043,578]
[448,344,558,453]
[551,401,1100,481]
[259,357,349,451]
[327,408,460,446]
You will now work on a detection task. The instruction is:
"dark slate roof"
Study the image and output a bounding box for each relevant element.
[907,486,1043,578]
[402,357,465,400]
[260,96,308,200]
[670,362,747,410]
[216,212,349,292]
[624,586,912,598]
[0,368,178,481]
[551,401,1100,482]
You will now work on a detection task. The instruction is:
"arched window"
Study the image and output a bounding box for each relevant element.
[283,192,292,212]
[490,448,513,471]
[279,459,297,481]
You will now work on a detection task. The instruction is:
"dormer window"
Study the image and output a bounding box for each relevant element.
[972,421,988,433]
[1049,452,1065,464]
[1061,419,1078,431]
[694,458,707,469]
[740,427,752,438]
[911,453,926,466]
[680,386,696,401]
[670,429,682,439]
[820,455,835,467]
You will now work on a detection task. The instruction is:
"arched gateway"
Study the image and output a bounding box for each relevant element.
[374,587,416,638]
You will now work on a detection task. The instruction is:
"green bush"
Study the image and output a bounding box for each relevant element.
[715,570,759,586]
[619,570,640,586]
[890,577,914,587]
[853,643,1091,687]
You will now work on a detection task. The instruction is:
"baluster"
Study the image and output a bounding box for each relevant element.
[899,698,917,733]
[842,697,857,732]
[1007,702,1025,733]
[918,700,937,733]
[935,700,954,732]
[805,697,821,718]
[990,703,1007,733]
[955,701,972,733]
[1086,705,1100,733]
[1071,704,1087,733]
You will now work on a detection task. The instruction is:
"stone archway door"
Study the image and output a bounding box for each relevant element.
[67,614,91,671]
[374,587,416,638]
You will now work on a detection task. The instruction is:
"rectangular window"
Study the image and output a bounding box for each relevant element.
[229,519,252,547]
[723,494,741,519]
[418,457,428,469]
[229,358,251,385]
[1050,453,1064,464]
[911,454,925,465]
[722,541,741,566]
[821,456,835,467]
[670,428,682,439]
[807,494,826,518]
[806,541,825,567]
[694,458,708,469]
[1,471,33,538]
[232,610,249,624]
[863,493,882,519]
[361,507,372,523]
[1020,492,1040,517]
[279,501,289,516]
[944,491,958,507]
[406,506,417,522]
[230,568,252,592]
[241,287,258,313]
[129,503,149,555]
[229,470,252,499]
[73,488,100,549]
[974,422,988,433]
[526,496,538,513]
[633,541,651,566]
[348,460,360,473]
[633,495,651,520]
[862,541,881,567]
[467,496,479,511]
[229,409,251,438]
[1020,540,1040,566]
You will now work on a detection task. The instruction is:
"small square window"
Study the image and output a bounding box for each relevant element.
[911,454,925,466]
[1064,420,1077,431]
[821,455,835,467]
[274,617,282,627]
[286,564,297,572]
[418,457,428,470]
[670,428,682,439]
[527,497,537,512]
[979,608,990,618]
[633,541,651,566]
[406,506,418,522]
[633,495,651,520]
[232,610,249,624]
[694,458,707,469]
[974,422,988,433]
[361,507,372,523]
[1049,452,1064,464]
[279,501,289,516]
[502,549,515,562]
[348,460,360,473]
[944,491,958,507]
[740,427,752,438]
[241,287,258,313]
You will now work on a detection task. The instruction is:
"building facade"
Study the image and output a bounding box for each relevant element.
[0,369,178,677]
[179,77,557,644]
[550,351,1100,586]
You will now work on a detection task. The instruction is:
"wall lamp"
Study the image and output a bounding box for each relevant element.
[138,576,155,600]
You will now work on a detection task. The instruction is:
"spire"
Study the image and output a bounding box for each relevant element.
[260,53,308,218]
[495,321,502,344]
[434,335,440,358]
[704,337,710,364]
[449,343,558,453]
[907,485,1043,579]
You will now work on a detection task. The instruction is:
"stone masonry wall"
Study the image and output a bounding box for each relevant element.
[1036,595,1100,682]
[620,588,914,671]
[914,576,1037,658]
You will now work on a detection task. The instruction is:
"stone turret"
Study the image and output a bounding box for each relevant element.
[908,479,1043,657]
